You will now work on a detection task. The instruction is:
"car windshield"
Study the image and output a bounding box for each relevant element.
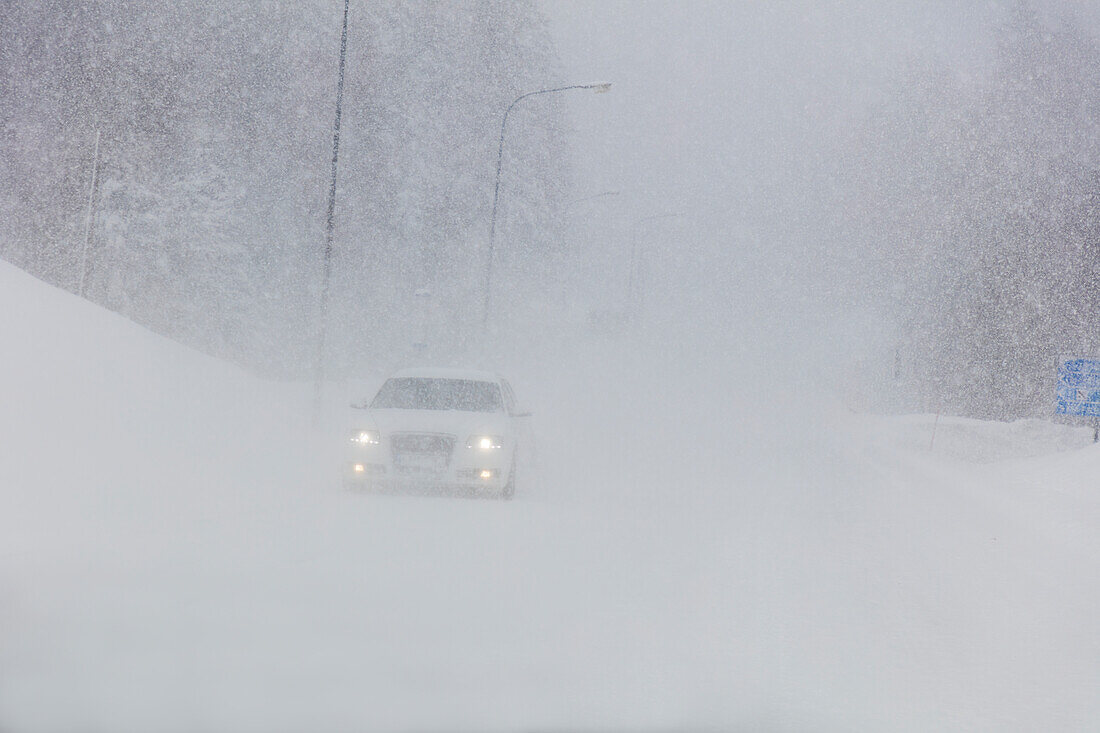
[370,377,503,412]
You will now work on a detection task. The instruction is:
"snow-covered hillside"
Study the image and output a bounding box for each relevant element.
[1,260,1098,732]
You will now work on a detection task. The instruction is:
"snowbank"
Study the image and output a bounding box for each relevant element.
[1,259,1098,732]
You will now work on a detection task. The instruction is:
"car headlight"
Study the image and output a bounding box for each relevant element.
[466,435,503,450]
[350,429,380,445]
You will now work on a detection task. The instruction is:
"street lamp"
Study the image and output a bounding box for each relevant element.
[481,82,611,325]
[566,190,620,208]
[628,212,685,322]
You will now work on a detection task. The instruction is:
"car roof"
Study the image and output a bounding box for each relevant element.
[389,367,502,383]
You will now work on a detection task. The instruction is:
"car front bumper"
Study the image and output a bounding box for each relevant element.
[346,430,513,496]
[344,458,510,495]
[343,472,508,497]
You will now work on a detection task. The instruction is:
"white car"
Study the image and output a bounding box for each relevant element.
[345,368,531,499]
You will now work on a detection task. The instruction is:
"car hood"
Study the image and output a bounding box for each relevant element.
[356,408,509,439]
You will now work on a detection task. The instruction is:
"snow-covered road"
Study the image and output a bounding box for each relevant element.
[2,261,1098,732]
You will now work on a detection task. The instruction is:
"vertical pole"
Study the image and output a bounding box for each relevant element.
[79,129,101,297]
[314,0,350,420]
[627,227,638,318]
[480,85,610,328]
[482,105,511,326]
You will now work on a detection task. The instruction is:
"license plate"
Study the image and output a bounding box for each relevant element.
[394,453,446,475]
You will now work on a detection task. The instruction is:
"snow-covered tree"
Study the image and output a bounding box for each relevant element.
[0,0,567,376]
[837,2,1100,419]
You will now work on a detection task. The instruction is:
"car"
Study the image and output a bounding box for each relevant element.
[345,368,531,499]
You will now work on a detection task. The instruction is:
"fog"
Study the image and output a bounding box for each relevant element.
[2,2,1100,731]
[541,2,971,395]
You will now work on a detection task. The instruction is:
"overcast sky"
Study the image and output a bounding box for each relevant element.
[540,1,1100,220]
[534,0,1100,374]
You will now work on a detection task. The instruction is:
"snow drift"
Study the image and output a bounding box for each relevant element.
[1,259,1099,732]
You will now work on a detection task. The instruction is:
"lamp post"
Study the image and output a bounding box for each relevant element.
[628,212,685,323]
[481,82,611,326]
[313,0,350,419]
[78,128,101,297]
[566,190,620,208]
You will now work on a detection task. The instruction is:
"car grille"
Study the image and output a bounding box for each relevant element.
[390,433,454,476]
[391,433,454,455]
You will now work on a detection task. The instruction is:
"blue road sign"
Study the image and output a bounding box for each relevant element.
[1056,358,1100,416]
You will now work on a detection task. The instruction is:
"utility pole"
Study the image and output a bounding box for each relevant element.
[78,129,101,297]
[313,0,351,420]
